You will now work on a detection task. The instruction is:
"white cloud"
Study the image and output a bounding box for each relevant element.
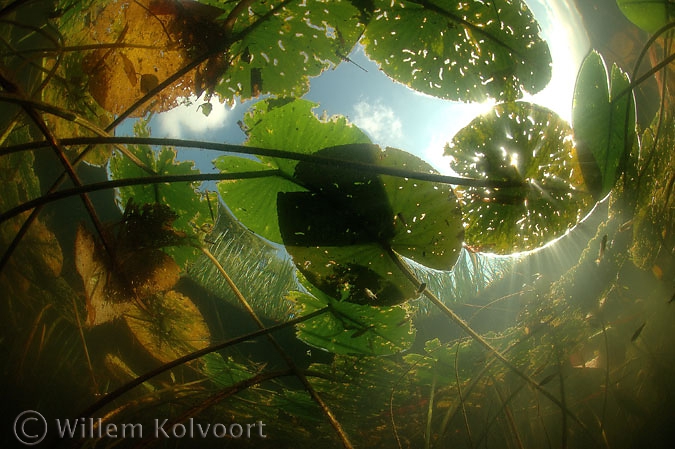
[351,100,403,146]
[154,93,234,139]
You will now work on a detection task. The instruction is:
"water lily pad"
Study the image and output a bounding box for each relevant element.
[289,289,415,356]
[361,0,551,102]
[279,145,464,305]
[447,101,595,254]
[125,290,210,364]
[572,51,636,199]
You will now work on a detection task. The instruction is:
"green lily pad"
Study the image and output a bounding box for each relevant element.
[617,0,675,33]
[361,0,551,102]
[447,101,595,254]
[279,145,463,305]
[215,99,370,243]
[289,289,415,356]
[572,50,636,199]
[215,0,363,102]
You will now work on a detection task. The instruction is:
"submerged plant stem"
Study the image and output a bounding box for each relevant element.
[3,136,526,189]
[425,373,437,449]
[69,295,98,396]
[201,247,355,449]
[0,171,280,225]
[0,93,156,174]
[0,72,114,259]
[386,247,594,440]
[78,304,329,419]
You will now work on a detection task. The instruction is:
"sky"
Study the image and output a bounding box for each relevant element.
[148,0,591,175]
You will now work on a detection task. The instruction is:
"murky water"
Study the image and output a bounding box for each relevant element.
[1,0,674,448]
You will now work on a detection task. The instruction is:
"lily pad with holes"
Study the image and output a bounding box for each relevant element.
[446,101,595,254]
[278,144,463,305]
[361,0,551,102]
[216,99,463,306]
[216,0,363,103]
[215,99,370,243]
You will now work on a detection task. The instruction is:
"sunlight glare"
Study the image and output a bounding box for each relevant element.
[524,0,590,122]
[509,152,519,170]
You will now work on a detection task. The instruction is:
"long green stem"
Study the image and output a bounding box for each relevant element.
[0,72,114,258]
[492,379,525,449]
[424,373,437,449]
[613,21,675,103]
[202,247,355,449]
[386,246,594,440]
[0,170,280,224]
[1,136,526,189]
[0,42,166,56]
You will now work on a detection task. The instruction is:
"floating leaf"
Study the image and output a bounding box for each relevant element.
[82,0,228,116]
[289,289,415,356]
[215,99,370,243]
[278,144,463,305]
[217,100,462,306]
[124,290,210,364]
[215,157,307,243]
[447,101,594,254]
[617,0,675,33]
[572,51,637,198]
[216,0,363,103]
[361,0,551,102]
[243,99,372,176]
[74,202,185,326]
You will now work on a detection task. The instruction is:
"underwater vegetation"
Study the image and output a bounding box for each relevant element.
[1,0,674,448]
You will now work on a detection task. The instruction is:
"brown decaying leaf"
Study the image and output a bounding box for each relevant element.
[73,199,210,363]
[0,214,64,300]
[74,224,180,327]
[124,290,210,363]
[82,0,228,116]
[75,224,132,327]
[118,249,181,299]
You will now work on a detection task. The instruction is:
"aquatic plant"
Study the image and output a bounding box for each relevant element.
[1,1,674,448]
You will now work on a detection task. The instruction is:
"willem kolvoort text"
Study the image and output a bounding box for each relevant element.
[55,418,267,439]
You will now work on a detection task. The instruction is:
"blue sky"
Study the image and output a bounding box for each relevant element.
[148,0,590,175]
